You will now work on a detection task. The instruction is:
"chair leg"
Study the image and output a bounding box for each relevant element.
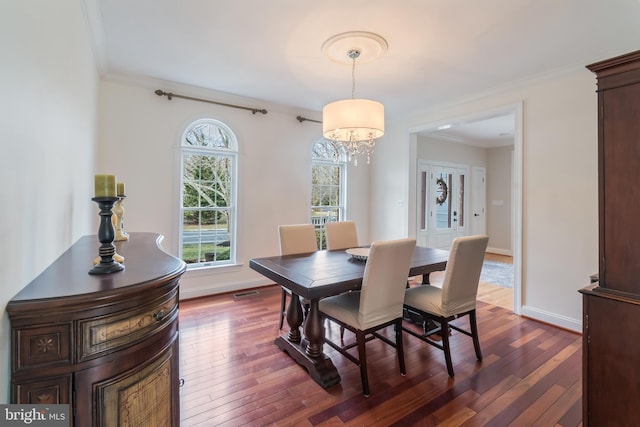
[440,320,455,377]
[469,310,483,361]
[356,330,370,397]
[395,319,406,376]
[279,288,287,330]
[303,301,310,318]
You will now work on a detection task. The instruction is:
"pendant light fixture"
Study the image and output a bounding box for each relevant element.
[322,32,387,165]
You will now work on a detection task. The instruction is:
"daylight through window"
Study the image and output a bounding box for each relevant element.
[311,139,346,249]
[180,119,237,267]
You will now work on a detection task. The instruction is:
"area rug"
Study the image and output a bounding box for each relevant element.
[479,260,514,288]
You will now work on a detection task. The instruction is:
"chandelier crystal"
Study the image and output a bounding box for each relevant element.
[322,41,385,166]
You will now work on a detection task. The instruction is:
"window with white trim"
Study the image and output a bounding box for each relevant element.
[180,119,237,268]
[311,139,346,249]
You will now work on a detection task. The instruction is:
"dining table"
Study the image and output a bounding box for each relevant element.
[249,245,449,388]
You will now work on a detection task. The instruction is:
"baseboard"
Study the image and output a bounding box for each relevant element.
[520,305,582,333]
[486,247,513,256]
[180,278,274,300]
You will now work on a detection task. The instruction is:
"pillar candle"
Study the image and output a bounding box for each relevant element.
[117,182,125,197]
[95,174,116,197]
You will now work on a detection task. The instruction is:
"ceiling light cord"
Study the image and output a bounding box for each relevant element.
[348,49,361,99]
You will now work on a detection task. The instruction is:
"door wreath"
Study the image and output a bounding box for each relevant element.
[435,178,448,205]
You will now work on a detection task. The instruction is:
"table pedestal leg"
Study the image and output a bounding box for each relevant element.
[304,299,323,358]
[286,293,303,343]
[275,295,340,388]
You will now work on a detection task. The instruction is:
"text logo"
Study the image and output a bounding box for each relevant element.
[0,405,69,426]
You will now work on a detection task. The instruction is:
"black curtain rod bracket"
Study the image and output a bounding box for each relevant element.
[155,89,267,115]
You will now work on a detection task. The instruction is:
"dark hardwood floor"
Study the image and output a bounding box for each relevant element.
[179,285,582,426]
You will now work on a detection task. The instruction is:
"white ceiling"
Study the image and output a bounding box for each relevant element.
[420,112,517,148]
[88,0,640,142]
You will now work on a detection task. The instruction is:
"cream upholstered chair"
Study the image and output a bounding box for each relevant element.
[325,220,358,250]
[403,235,488,377]
[277,224,318,329]
[324,220,359,339]
[319,238,416,397]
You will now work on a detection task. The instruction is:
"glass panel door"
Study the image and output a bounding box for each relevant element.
[428,165,468,249]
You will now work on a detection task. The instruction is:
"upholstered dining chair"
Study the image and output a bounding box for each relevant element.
[319,238,416,397]
[403,234,489,377]
[277,224,318,329]
[325,220,358,250]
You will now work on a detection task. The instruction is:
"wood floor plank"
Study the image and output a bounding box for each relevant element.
[463,338,582,425]
[178,284,582,426]
[508,384,567,427]
[531,379,583,427]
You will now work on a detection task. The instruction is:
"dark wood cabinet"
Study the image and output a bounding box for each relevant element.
[581,50,640,426]
[581,287,640,426]
[7,232,186,427]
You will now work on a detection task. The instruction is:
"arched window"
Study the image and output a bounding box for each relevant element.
[311,139,346,249]
[180,119,237,267]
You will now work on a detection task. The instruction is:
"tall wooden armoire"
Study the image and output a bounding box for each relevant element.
[580,50,640,426]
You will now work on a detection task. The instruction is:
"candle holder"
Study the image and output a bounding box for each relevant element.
[113,195,129,241]
[89,197,125,275]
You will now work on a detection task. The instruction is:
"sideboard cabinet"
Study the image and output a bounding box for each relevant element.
[7,232,186,427]
[581,50,640,426]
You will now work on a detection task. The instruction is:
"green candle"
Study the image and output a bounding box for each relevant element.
[95,174,116,197]
[117,182,125,197]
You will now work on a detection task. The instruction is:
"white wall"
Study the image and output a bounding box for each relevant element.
[417,136,488,168]
[487,146,513,253]
[98,77,371,299]
[0,0,98,402]
[373,69,599,332]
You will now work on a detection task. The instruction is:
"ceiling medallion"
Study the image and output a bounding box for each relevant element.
[321,31,388,65]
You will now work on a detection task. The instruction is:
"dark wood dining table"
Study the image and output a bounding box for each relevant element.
[249,245,449,388]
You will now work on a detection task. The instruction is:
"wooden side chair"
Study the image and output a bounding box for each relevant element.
[325,220,358,250]
[319,238,416,397]
[403,235,489,377]
[277,224,318,329]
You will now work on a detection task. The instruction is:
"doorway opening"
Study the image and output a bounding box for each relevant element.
[408,103,523,314]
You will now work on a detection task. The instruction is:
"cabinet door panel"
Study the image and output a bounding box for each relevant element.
[586,295,640,425]
[601,82,640,292]
[98,345,175,427]
[74,324,178,427]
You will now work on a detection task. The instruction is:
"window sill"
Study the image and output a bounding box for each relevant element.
[184,262,244,277]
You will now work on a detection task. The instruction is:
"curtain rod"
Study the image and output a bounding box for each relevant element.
[296,115,322,124]
[154,89,267,115]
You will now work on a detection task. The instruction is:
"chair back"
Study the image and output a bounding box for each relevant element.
[325,221,359,250]
[358,238,416,329]
[440,235,489,316]
[278,224,318,255]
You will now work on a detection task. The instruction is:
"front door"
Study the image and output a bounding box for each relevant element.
[419,164,468,250]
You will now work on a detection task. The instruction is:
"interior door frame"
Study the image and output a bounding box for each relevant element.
[471,166,486,236]
[407,102,523,315]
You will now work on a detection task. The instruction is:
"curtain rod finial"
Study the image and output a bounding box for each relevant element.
[155,89,173,100]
